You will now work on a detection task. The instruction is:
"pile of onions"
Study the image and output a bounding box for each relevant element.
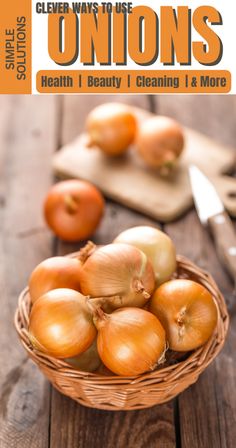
[29,256,82,303]
[136,116,184,171]
[29,288,96,358]
[150,279,218,351]
[113,226,176,286]
[27,224,219,376]
[44,180,104,242]
[86,103,136,156]
[79,243,155,311]
[93,307,166,376]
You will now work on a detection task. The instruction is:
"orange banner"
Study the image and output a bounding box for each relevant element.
[36,70,231,94]
[0,0,31,94]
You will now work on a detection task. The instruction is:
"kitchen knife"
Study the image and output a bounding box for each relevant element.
[189,165,236,283]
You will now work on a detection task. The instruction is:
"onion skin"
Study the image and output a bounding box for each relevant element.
[44,180,104,242]
[94,307,166,376]
[86,103,136,156]
[80,243,155,311]
[64,340,101,372]
[113,226,176,286]
[136,116,184,170]
[150,279,218,351]
[29,256,82,304]
[29,288,97,358]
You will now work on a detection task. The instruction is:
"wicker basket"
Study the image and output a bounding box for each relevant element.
[15,255,229,411]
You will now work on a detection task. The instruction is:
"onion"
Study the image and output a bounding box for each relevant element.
[136,116,184,171]
[86,103,136,156]
[44,180,104,242]
[29,256,82,303]
[80,243,155,311]
[93,307,166,376]
[150,279,218,351]
[64,340,101,372]
[29,288,97,358]
[114,226,176,285]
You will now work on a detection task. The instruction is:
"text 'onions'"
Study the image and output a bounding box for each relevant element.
[114,226,176,286]
[86,103,136,156]
[80,243,155,311]
[94,307,166,376]
[136,116,184,171]
[150,279,218,351]
[29,256,82,303]
[29,288,97,358]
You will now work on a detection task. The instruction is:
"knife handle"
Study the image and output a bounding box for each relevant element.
[208,211,236,282]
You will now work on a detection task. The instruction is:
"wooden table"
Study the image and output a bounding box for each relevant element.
[0,94,236,448]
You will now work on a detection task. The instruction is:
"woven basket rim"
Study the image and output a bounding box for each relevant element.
[15,254,229,384]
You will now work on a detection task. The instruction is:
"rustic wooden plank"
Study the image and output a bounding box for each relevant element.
[49,95,176,448]
[159,96,236,448]
[154,95,236,147]
[0,96,60,448]
[50,393,175,448]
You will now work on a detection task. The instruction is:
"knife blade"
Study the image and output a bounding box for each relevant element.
[189,165,236,283]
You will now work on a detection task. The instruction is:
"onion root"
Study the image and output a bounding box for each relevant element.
[79,241,97,264]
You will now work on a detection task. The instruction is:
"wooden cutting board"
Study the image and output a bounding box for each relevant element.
[52,107,236,222]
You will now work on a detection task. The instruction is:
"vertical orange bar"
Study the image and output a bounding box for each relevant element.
[0,0,31,93]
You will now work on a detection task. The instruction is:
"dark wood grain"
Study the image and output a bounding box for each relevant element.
[49,95,176,448]
[157,96,236,448]
[50,392,175,448]
[0,96,60,448]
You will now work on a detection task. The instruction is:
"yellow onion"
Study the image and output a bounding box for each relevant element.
[80,243,155,311]
[86,103,136,156]
[136,116,184,171]
[44,180,104,242]
[94,307,166,376]
[114,226,176,286]
[64,340,101,372]
[29,256,82,303]
[150,279,218,351]
[29,288,97,358]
